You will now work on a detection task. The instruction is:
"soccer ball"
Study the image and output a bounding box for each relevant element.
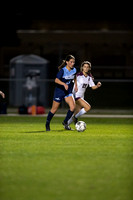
[75,121,86,132]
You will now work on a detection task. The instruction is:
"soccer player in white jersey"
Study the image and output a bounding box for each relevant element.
[68,61,102,125]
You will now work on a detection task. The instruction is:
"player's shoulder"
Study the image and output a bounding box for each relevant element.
[58,67,64,73]
[73,67,77,73]
[57,68,64,77]
[88,72,92,76]
[76,72,83,77]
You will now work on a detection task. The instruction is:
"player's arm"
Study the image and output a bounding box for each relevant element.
[55,78,68,90]
[55,69,68,90]
[91,82,102,90]
[73,75,78,92]
[0,91,5,98]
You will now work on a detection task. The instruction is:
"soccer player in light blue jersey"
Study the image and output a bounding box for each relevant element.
[45,55,78,131]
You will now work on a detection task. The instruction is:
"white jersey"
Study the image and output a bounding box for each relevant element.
[73,72,95,99]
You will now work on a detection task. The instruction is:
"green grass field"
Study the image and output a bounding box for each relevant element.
[0,116,133,200]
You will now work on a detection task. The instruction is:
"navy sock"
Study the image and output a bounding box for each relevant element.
[46,111,54,124]
[64,110,74,124]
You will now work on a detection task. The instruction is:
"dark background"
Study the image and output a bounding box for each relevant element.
[0,2,133,109]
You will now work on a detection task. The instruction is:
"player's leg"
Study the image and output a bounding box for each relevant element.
[62,95,75,130]
[68,103,82,125]
[64,95,75,122]
[74,103,82,116]
[75,98,91,118]
[68,98,91,125]
[50,100,61,114]
[45,100,60,131]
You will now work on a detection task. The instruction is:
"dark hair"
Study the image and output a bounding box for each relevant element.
[58,55,75,70]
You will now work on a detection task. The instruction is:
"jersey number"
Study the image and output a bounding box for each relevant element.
[82,84,87,88]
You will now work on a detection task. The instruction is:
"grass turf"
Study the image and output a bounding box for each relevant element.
[0,116,133,200]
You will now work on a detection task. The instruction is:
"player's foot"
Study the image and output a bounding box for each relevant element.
[72,116,78,124]
[62,121,73,130]
[46,122,50,131]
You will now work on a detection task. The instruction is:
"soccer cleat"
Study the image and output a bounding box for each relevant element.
[72,116,78,124]
[45,122,50,131]
[62,121,73,130]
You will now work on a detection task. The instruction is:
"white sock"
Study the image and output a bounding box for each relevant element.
[75,108,86,118]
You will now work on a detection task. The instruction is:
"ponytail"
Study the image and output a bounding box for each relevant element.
[58,60,66,70]
[58,54,75,70]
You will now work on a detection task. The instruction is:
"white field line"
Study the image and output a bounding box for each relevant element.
[2,114,133,118]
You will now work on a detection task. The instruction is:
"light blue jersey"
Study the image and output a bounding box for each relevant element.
[53,66,76,102]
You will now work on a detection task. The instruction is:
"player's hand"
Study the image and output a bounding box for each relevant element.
[97,82,102,88]
[64,84,68,90]
[74,85,78,92]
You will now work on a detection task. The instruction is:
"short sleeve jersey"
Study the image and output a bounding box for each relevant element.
[56,66,76,94]
[73,72,95,99]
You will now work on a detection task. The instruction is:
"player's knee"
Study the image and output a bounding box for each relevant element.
[70,105,75,112]
[85,105,91,112]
